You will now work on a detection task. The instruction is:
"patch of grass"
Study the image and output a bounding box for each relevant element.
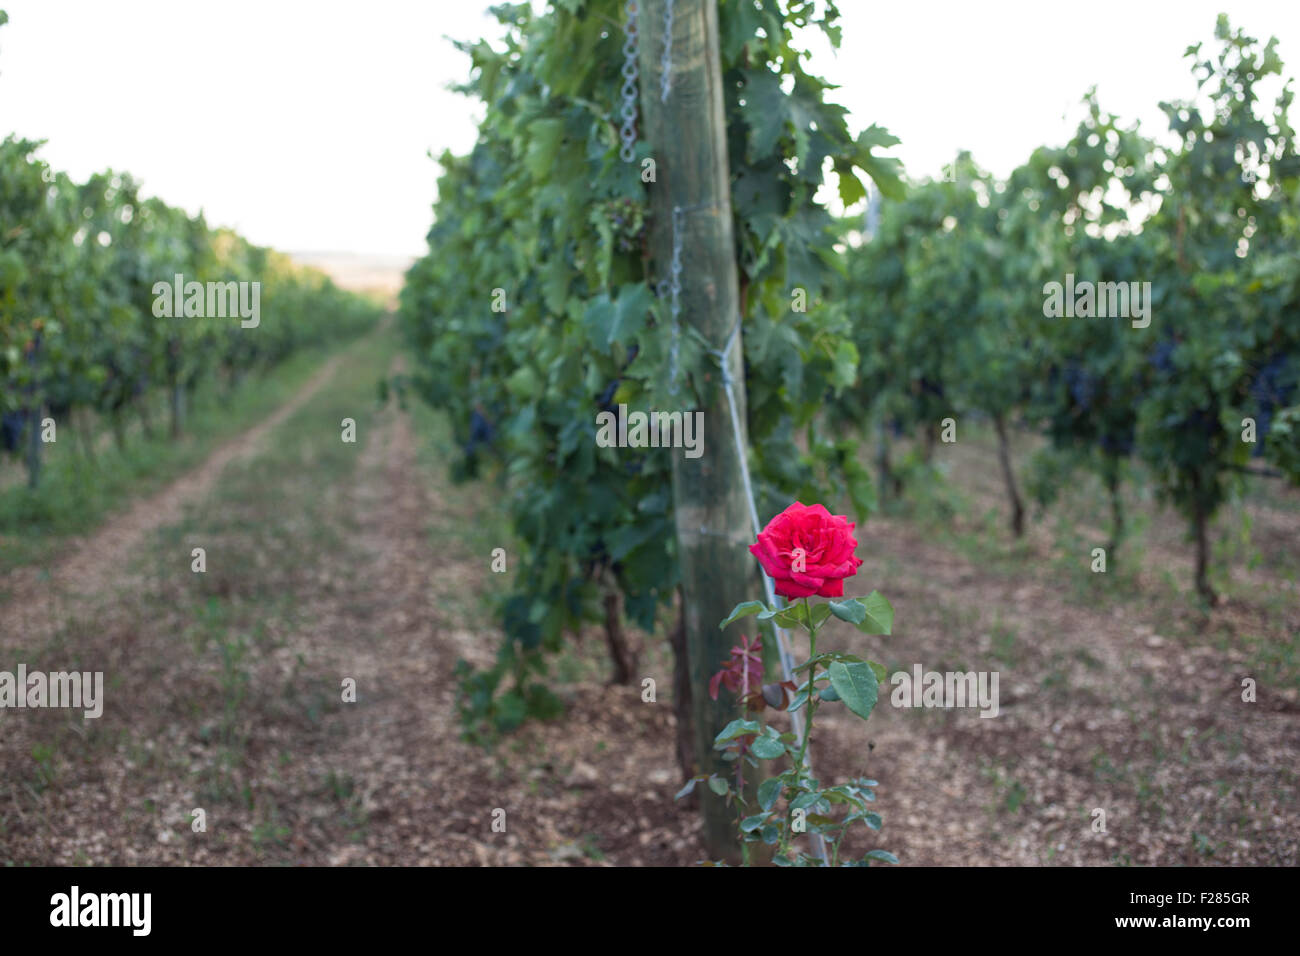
[1039,650,1072,694]
[990,620,1020,668]
[981,762,1027,816]
[0,343,354,573]
[405,388,515,620]
[28,742,58,793]
[580,833,606,862]
[114,333,398,814]
[250,804,293,853]
[322,770,369,843]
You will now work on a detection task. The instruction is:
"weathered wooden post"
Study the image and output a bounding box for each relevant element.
[639,0,754,860]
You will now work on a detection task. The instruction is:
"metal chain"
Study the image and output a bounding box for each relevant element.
[660,0,675,102]
[619,1,640,163]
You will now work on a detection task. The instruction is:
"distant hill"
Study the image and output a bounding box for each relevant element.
[289,251,413,307]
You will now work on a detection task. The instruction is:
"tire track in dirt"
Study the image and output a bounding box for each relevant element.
[0,351,349,646]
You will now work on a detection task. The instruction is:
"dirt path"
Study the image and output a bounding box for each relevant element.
[0,353,345,645]
[1,344,698,866]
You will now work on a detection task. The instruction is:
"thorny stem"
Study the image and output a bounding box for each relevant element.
[737,638,754,864]
[781,597,820,861]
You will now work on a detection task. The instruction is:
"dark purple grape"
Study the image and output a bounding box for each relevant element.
[1,411,27,452]
[597,378,620,411]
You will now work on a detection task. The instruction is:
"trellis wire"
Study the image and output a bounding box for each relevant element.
[660,0,675,102]
[619,1,640,163]
[655,205,684,394]
[667,205,683,392]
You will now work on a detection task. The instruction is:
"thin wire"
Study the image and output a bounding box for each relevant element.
[660,0,675,102]
[655,205,684,395]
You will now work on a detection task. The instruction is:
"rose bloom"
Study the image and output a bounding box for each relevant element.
[749,501,863,599]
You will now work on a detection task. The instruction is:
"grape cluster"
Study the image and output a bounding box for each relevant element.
[1182,406,1218,437]
[1248,353,1297,455]
[1,410,27,452]
[604,197,645,254]
[1063,363,1097,409]
[917,377,944,399]
[596,378,619,412]
[595,344,638,413]
[1148,338,1177,374]
[1098,425,1135,456]
[464,405,496,456]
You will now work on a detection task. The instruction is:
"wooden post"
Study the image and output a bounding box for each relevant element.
[639,0,754,861]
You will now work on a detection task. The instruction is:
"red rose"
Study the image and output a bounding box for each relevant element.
[748,501,863,599]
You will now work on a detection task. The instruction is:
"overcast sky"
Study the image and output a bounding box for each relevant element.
[1,1,1297,258]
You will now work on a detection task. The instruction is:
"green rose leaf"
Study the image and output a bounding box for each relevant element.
[759,603,807,629]
[714,718,763,745]
[774,607,806,629]
[740,814,768,833]
[707,775,730,797]
[828,592,894,635]
[828,660,879,720]
[827,598,865,626]
[790,791,823,811]
[750,736,786,760]
[757,777,782,811]
[858,591,894,635]
[864,849,899,864]
[719,601,766,629]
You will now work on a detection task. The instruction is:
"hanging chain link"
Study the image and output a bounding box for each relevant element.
[619,1,640,163]
[660,0,675,103]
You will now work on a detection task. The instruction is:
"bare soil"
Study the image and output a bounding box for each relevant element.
[2,357,1295,866]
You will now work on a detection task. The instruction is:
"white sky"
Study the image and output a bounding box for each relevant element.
[1,1,1296,258]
